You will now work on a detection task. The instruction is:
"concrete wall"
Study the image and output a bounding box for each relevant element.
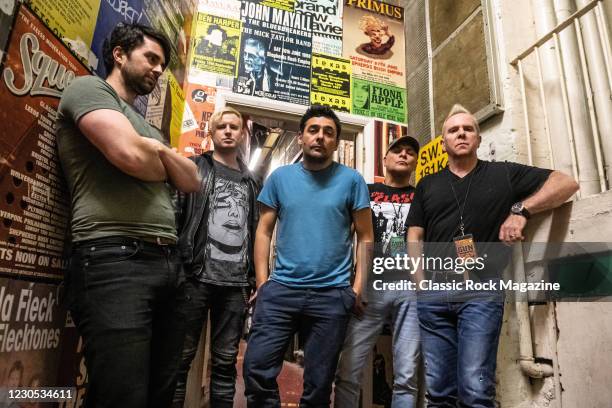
[475,0,612,406]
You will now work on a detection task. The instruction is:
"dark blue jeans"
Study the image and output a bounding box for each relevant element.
[173,280,248,407]
[417,292,504,408]
[243,280,355,408]
[65,237,185,408]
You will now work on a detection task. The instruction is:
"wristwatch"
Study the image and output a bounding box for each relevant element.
[510,202,531,219]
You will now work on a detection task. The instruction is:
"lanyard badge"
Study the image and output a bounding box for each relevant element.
[448,169,479,278]
[453,233,477,259]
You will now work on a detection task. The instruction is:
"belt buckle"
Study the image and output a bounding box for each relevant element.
[156,236,168,246]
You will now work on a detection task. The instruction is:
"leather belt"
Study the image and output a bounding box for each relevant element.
[74,235,177,248]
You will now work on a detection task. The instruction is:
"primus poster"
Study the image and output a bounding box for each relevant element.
[234,1,313,105]
[0,6,89,280]
[352,79,406,123]
[310,53,351,113]
[295,0,342,56]
[343,0,406,89]
[191,12,241,77]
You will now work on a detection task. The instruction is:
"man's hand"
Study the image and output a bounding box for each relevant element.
[499,214,528,245]
[140,136,165,152]
[352,285,367,317]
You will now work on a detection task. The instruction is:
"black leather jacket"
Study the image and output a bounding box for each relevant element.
[176,151,261,287]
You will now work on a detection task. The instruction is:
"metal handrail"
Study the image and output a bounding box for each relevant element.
[510,0,602,65]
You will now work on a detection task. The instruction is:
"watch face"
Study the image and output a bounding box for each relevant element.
[511,202,523,213]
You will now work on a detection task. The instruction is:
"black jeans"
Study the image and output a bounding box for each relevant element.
[65,237,185,408]
[173,280,248,408]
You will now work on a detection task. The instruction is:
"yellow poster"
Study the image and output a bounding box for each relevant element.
[190,12,241,77]
[259,0,296,12]
[29,0,100,63]
[310,53,351,113]
[415,136,448,183]
[167,72,185,148]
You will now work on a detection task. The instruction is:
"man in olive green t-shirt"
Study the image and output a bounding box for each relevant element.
[56,23,200,408]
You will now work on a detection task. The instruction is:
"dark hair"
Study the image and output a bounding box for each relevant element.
[299,105,342,137]
[102,23,171,76]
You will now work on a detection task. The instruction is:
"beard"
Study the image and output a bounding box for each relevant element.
[122,64,157,96]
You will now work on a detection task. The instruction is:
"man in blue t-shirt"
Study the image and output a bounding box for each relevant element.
[243,105,373,407]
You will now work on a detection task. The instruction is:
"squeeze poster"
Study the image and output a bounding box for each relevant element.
[0,6,89,280]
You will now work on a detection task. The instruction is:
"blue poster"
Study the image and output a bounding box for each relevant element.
[90,0,148,78]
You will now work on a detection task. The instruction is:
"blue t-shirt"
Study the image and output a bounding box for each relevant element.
[258,162,370,288]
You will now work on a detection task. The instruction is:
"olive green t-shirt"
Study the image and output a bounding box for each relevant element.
[56,75,176,242]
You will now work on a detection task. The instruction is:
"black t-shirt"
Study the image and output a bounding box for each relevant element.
[369,183,415,254]
[406,160,552,275]
[369,183,415,282]
[199,160,250,286]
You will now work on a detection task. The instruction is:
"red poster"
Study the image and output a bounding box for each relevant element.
[178,82,217,156]
[0,6,89,280]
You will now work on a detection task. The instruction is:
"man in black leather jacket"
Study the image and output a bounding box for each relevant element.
[173,107,260,408]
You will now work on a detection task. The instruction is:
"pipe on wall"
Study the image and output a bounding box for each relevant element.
[530,0,575,177]
[512,244,555,379]
[575,0,612,190]
[552,0,602,195]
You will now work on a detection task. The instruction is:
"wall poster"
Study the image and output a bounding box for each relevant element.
[343,0,406,89]
[234,1,313,105]
[0,5,89,280]
[310,53,351,113]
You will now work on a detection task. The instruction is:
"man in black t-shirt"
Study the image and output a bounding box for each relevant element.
[335,136,421,408]
[406,104,578,407]
[173,107,260,407]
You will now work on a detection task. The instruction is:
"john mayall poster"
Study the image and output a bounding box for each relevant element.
[343,0,406,89]
[295,0,342,56]
[191,12,241,77]
[234,1,313,105]
[0,6,89,280]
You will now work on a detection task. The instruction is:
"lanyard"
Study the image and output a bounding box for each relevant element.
[447,170,474,237]
[383,184,403,224]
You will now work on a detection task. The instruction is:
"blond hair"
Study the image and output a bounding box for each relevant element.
[209,107,243,134]
[442,104,480,134]
[359,15,384,33]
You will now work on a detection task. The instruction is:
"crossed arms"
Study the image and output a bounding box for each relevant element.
[78,108,201,192]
